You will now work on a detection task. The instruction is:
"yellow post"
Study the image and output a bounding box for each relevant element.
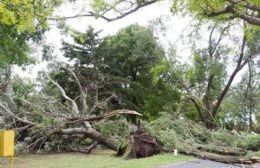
[0,130,15,168]
[10,156,14,168]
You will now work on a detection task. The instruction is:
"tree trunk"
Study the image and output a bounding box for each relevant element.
[181,150,258,164]
[55,127,118,151]
[203,117,217,129]
[196,145,247,156]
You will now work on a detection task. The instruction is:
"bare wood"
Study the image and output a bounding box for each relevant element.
[197,145,247,156]
[67,109,142,124]
[60,65,88,114]
[54,127,118,151]
[46,72,80,115]
[181,150,257,164]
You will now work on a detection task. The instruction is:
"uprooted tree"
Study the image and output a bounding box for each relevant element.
[0,63,142,153]
[0,24,167,157]
[0,61,164,158]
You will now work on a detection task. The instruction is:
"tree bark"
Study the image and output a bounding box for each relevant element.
[181,150,257,164]
[54,127,118,151]
[197,145,247,156]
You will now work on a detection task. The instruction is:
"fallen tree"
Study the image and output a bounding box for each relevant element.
[196,145,247,156]
[0,64,143,153]
[180,150,258,164]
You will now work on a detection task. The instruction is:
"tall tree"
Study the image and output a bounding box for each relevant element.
[155,24,260,128]
[190,25,259,128]
[60,25,172,119]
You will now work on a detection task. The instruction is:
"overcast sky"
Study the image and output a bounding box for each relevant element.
[13,0,246,84]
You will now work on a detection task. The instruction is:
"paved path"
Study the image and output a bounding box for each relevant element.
[157,159,260,168]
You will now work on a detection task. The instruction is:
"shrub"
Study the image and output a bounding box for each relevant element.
[209,130,242,148]
[239,134,260,151]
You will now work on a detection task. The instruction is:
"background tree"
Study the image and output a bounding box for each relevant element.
[153,23,260,128]
[59,25,179,120]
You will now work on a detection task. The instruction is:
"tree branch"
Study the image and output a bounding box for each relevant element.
[48,0,159,22]
[206,2,260,26]
[67,109,142,124]
[211,33,247,116]
[60,65,88,114]
[46,72,80,115]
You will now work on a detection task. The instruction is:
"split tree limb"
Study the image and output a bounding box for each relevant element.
[59,64,88,114]
[46,72,80,115]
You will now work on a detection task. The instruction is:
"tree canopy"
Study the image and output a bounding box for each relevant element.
[0,0,62,65]
[60,0,260,26]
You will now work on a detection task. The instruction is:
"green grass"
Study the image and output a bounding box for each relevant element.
[1,150,193,168]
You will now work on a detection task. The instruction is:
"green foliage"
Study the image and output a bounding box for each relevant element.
[171,0,260,26]
[13,76,36,98]
[0,0,62,65]
[94,119,129,143]
[0,0,62,32]
[239,134,260,151]
[60,24,179,118]
[142,112,260,153]
[142,113,210,151]
[91,0,106,13]
[210,130,241,148]
[13,78,67,128]
[0,25,31,65]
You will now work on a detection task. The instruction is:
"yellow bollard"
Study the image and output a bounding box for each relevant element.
[10,156,14,168]
[0,130,15,168]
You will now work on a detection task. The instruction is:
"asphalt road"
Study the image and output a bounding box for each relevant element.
[157,159,260,168]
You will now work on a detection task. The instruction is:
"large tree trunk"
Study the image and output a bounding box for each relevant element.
[181,150,258,164]
[196,145,247,156]
[55,127,118,151]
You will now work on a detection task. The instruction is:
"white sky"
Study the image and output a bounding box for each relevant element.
[13,0,246,84]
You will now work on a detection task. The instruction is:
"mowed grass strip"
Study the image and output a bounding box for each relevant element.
[2,150,193,168]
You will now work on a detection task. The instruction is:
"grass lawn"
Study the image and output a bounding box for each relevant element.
[0,150,193,168]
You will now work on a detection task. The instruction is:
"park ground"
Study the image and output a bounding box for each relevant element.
[0,150,193,168]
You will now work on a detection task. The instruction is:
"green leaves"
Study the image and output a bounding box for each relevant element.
[171,0,260,26]
[91,0,106,13]
[0,0,62,65]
